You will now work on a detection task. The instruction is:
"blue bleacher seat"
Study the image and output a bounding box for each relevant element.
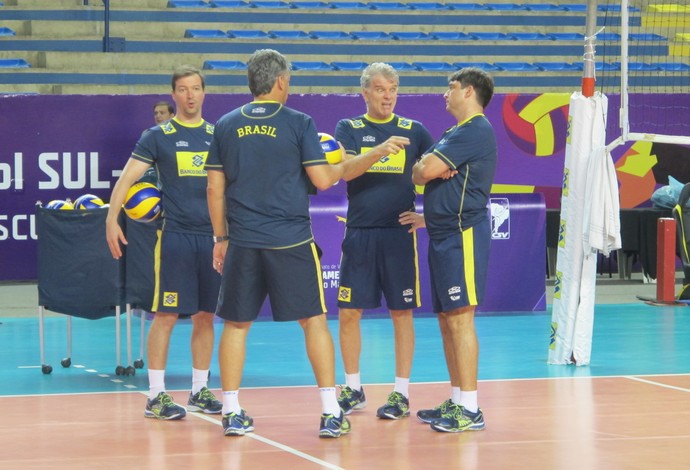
[184,29,227,38]
[203,60,247,70]
[0,26,16,36]
[525,3,566,11]
[533,62,583,71]
[228,29,270,39]
[446,3,489,10]
[614,62,661,71]
[549,32,585,41]
[210,0,251,6]
[510,33,552,41]
[656,62,690,72]
[408,2,450,10]
[167,0,211,7]
[291,61,334,71]
[412,62,457,72]
[291,1,331,8]
[485,3,527,10]
[431,32,476,41]
[368,2,411,10]
[390,32,432,41]
[387,62,419,71]
[453,62,502,72]
[350,31,391,41]
[329,2,371,9]
[494,62,541,71]
[269,30,310,39]
[331,61,368,71]
[629,33,667,41]
[597,33,622,41]
[309,30,351,40]
[596,62,620,71]
[251,1,292,7]
[561,3,586,11]
[470,32,514,41]
[598,4,640,12]
[0,59,31,68]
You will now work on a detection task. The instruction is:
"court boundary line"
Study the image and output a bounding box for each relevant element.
[626,375,690,393]
[3,372,690,398]
[190,410,345,470]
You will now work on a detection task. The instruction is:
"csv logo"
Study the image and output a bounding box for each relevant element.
[490,198,510,240]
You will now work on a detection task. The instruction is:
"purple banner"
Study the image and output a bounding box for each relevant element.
[2,92,687,283]
[301,193,546,316]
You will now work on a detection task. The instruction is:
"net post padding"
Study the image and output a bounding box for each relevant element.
[656,218,677,303]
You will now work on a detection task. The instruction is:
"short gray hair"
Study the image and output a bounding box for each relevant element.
[247,49,291,96]
[360,62,399,89]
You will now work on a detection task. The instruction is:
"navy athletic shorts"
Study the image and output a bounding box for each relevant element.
[153,230,221,315]
[428,219,490,313]
[337,226,420,311]
[215,241,326,322]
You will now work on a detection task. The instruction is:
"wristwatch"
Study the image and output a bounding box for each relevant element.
[213,235,230,243]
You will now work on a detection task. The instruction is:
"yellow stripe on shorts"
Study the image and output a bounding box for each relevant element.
[462,227,478,306]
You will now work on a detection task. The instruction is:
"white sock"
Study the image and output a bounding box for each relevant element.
[192,368,209,395]
[345,373,362,392]
[320,387,341,416]
[460,390,478,413]
[222,390,241,415]
[148,369,165,400]
[451,386,461,406]
[393,377,410,398]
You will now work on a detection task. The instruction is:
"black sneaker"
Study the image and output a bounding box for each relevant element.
[430,404,485,432]
[416,398,453,424]
[337,386,367,415]
[319,412,351,438]
[376,391,410,420]
[222,410,254,436]
[144,392,187,420]
[187,387,222,414]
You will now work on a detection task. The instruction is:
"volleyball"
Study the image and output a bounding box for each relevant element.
[73,193,105,209]
[124,182,162,223]
[45,199,74,210]
[318,132,342,164]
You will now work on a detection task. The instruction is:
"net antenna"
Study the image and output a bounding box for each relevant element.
[604,0,690,153]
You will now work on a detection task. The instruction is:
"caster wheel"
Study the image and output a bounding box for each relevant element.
[115,365,125,376]
[125,366,136,376]
[61,358,71,368]
[134,359,144,369]
[42,364,53,375]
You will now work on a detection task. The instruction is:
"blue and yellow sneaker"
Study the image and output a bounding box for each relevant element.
[145,392,187,420]
[376,391,410,420]
[416,398,453,424]
[187,387,222,414]
[319,412,351,438]
[430,404,485,433]
[222,410,254,436]
[337,386,367,415]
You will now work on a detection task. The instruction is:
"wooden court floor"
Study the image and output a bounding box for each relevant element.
[2,377,690,469]
[2,302,690,469]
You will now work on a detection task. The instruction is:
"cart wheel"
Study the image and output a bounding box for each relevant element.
[134,359,144,369]
[115,365,125,376]
[125,366,136,376]
[61,358,71,368]
[41,364,53,375]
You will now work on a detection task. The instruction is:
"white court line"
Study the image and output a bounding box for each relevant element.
[626,375,690,393]
[189,411,345,470]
